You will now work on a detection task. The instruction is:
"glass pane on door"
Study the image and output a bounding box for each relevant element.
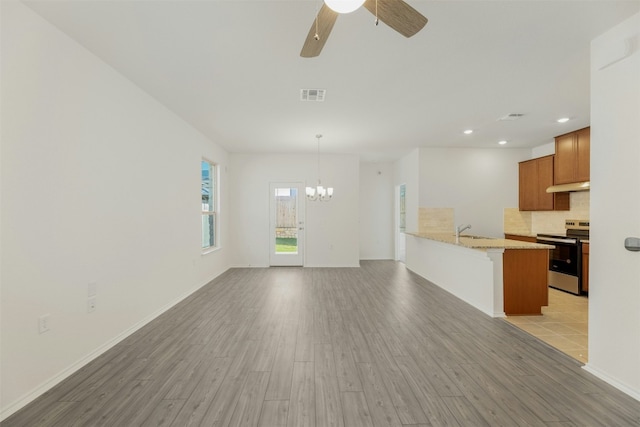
[274,187,298,254]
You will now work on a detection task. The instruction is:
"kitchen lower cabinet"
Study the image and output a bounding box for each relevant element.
[582,242,589,292]
[408,233,552,317]
[503,249,549,315]
[505,234,537,243]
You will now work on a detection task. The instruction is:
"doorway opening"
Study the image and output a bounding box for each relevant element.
[395,184,406,263]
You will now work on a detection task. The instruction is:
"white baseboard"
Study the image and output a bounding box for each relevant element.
[582,364,640,402]
[0,271,228,421]
[303,264,361,268]
[228,263,269,268]
[228,264,362,268]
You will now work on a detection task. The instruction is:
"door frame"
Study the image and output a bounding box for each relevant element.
[269,182,305,266]
[395,184,406,263]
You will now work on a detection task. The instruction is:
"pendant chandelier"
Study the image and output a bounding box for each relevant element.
[306,134,333,201]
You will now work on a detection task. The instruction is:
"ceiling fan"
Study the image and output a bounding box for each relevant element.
[300,0,428,58]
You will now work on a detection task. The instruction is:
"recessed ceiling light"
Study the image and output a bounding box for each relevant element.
[557,117,570,123]
[498,140,508,145]
[463,129,473,135]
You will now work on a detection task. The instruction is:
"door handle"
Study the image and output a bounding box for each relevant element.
[299,227,304,230]
[625,237,640,251]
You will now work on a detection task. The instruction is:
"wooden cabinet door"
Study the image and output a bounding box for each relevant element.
[554,133,576,185]
[536,156,555,210]
[503,249,549,315]
[576,127,590,182]
[554,127,590,184]
[519,159,537,210]
[519,155,567,211]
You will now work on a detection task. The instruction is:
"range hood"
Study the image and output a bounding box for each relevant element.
[546,181,590,193]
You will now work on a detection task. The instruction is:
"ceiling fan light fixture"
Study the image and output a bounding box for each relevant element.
[324,0,366,14]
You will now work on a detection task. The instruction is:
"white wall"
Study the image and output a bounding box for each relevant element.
[0,2,230,417]
[359,162,394,260]
[418,148,531,237]
[531,141,555,158]
[586,12,640,399]
[229,153,360,268]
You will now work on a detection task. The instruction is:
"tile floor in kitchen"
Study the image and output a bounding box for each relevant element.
[505,288,589,363]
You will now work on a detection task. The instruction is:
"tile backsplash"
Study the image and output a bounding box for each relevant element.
[503,208,533,235]
[419,207,454,233]
[504,192,590,235]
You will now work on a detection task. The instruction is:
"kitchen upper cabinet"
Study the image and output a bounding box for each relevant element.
[554,127,590,184]
[519,155,569,211]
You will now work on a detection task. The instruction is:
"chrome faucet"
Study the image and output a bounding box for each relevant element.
[456,224,472,242]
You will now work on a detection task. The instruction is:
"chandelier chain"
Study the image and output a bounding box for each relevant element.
[306,133,333,202]
[316,134,321,185]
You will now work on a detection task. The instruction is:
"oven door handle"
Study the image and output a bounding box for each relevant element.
[537,237,578,244]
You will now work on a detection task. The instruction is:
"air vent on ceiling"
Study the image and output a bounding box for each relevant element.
[498,113,525,121]
[300,89,326,102]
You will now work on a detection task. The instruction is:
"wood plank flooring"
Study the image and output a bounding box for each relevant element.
[2,261,639,426]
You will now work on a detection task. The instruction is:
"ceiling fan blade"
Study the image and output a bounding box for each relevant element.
[363,0,427,38]
[300,4,339,58]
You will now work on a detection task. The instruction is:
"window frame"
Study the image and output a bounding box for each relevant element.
[201,158,219,253]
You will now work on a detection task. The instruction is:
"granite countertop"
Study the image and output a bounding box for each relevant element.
[407,232,555,250]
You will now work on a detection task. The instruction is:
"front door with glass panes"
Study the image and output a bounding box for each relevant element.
[269,183,305,266]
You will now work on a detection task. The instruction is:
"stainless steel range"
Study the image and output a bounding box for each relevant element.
[536,219,589,295]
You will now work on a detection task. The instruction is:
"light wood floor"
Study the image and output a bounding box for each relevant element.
[506,289,589,364]
[3,261,638,426]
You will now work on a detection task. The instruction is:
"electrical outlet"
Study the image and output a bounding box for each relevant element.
[87,297,96,313]
[38,315,51,334]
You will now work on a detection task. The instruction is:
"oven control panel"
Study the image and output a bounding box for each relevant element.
[565,219,589,230]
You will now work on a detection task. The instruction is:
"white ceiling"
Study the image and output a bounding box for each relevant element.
[24,0,640,161]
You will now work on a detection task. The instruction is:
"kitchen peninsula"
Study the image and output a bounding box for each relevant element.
[406,232,553,318]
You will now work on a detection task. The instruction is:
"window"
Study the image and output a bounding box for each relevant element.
[201,159,218,250]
